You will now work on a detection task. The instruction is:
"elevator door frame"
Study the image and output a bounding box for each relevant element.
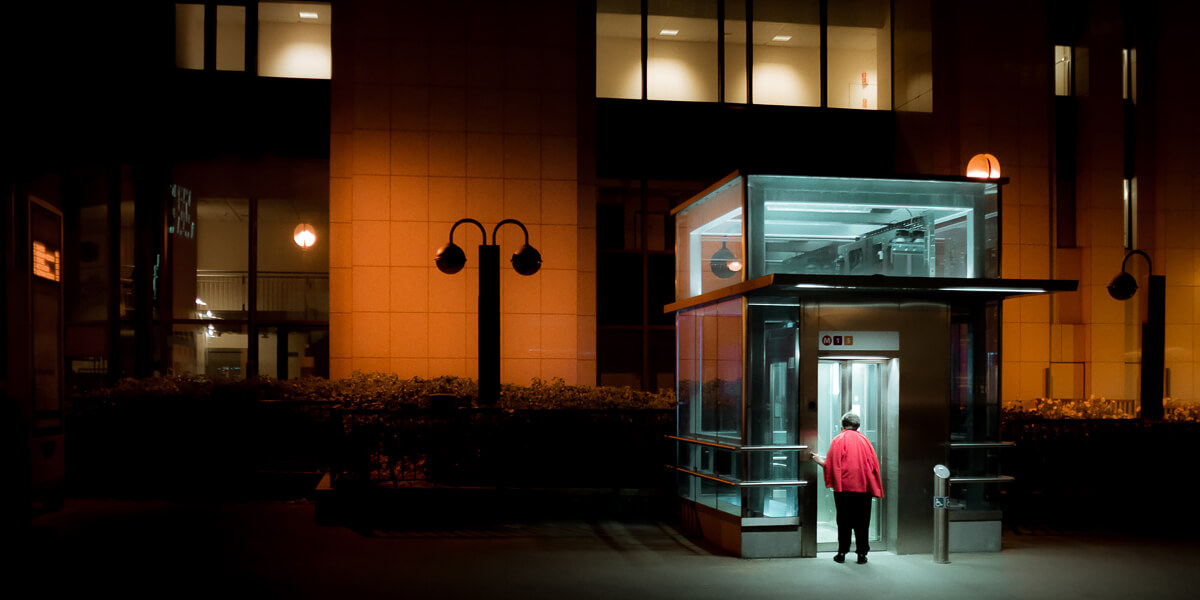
[815,356,894,553]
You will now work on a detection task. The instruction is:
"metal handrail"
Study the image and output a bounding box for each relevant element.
[668,465,809,488]
[667,435,808,452]
[949,475,1015,484]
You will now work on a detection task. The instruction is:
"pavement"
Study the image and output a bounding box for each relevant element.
[17,498,1200,599]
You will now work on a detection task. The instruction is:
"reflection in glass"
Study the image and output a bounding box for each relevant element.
[172,323,248,379]
[752,0,819,106]
[258,327,328,379]
[194,197,249,319]
[827,0,891,110]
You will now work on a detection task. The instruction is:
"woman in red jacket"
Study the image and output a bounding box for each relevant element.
[812,411,883,564]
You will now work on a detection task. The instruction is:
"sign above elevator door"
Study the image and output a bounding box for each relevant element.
[818,331,899,351]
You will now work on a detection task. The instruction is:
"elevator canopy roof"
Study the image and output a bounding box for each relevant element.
[664,273,1078,314]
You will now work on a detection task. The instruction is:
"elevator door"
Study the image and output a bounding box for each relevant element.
[816,359,888,551]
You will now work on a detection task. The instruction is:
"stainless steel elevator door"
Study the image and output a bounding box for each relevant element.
[816,359,888,551]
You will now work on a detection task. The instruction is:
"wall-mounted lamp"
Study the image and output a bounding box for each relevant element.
[1108,249,1165,421]
[293,223,317,249]
[710,238,743,279]
[965,153,1002,179]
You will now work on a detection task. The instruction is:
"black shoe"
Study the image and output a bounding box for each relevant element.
[856,554,868,564]
[834,553,846,563]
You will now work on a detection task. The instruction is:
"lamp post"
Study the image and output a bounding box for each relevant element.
[435,218,542,405]
[1107,249,1165,420]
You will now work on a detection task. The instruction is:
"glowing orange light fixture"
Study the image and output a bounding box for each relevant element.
[966,153,1001,179]
[293,223,317,248]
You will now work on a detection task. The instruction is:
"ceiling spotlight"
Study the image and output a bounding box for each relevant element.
[772,35,792,42]
[660,29,679,36]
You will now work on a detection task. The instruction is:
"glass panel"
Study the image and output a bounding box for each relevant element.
[257,194,329,320]
[677,298,743,445]
[723,0,747,103]
[752,0,819,107]
[258,2,332,79]
[597,0,643,99]
[827,0,891,110]
[171,323,248,379]
[647,0,718,102]
[1054,45,1073,96]
[217,5,247,72]
[195,197,249,319]
[745,175,996,279]
[175,4,205,70]
[674,176,744,300]
[893,0,932,112]
[68,181,108,322]
[749,302,799,446]
[257,327,328,379]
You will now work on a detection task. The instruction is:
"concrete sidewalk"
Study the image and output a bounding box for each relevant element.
[19,498,1200,599]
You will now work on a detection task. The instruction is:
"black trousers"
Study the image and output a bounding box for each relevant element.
[834,491,873,555]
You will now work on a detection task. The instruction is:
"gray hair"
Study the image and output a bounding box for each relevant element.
[841,412,861,430]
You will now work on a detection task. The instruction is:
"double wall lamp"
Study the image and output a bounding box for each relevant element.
[1107,249,1165,420]
[435,218,541,404]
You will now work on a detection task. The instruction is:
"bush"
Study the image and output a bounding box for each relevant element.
[1001,396,1200,421]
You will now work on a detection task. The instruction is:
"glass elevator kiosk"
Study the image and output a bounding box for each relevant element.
[667,173,1075,558]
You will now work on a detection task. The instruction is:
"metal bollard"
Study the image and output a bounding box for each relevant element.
[933,464,951,564]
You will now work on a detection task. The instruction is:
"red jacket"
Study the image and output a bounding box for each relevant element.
[823,429,883,497]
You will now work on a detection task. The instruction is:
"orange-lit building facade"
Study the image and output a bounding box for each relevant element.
[5,0,1200,508]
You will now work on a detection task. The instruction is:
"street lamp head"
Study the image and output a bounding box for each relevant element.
[511,244,542,276]
[435,242,467,274]
[1107,271,1138,300]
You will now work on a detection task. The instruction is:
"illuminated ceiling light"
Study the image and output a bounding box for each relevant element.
[659,29,679,36]
[966,153,1001,179]
[772,35,792,42]
[299,11,319,19]
[794,283,834,289]
[195,297,207,306]
[293,223,317,249]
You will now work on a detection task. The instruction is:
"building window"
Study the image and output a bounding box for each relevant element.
[1054,45,1073,96]
[647,0,719,102]
[216,5,247,71]
[598,0,893,110]
[826,0,890,110]
[1123,177,1136,249]
[258,2,332,79]
[175,2,331,79]
[175,4,205,70]
[751,0,820,107]
[1122,47,1136,103]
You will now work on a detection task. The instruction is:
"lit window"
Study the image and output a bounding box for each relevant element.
[258,2,332,79]
[752,0,819,107]
[646,0,718,102]
[1122,48,1136,103]
[217,5,246,72]
[175,4,205,70]
[827,0,891,110]
[1054,45,1072,96]
[597,0,643,99]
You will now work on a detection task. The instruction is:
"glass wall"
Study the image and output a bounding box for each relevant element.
[751,0,819,106]
[827,0,891,110]
[598,0,901,110]
[745,175,998,279]
[258,2,332,79]
[674,176,745,300]
[647,0,719,102]
[677,297,744,515]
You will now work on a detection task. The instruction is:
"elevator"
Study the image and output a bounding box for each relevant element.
[666,172,1076,558]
